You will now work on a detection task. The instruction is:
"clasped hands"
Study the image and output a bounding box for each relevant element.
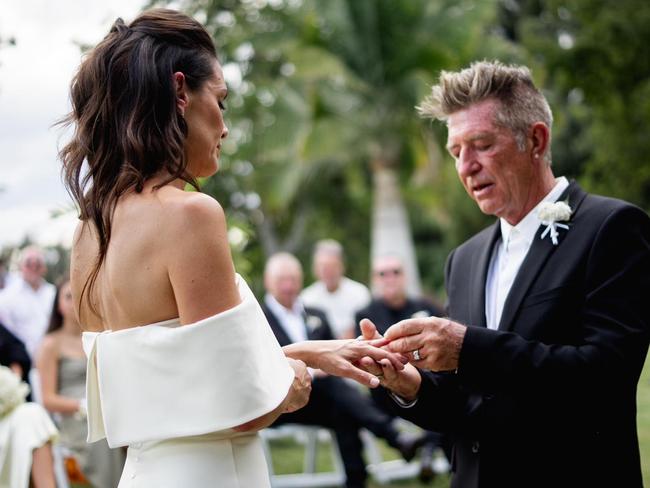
[356,317,467,400]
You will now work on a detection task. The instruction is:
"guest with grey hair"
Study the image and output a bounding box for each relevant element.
[301,239,371,339]
[0,246,56,359]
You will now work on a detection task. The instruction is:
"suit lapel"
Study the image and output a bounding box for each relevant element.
[470,221,501,328]
[262,305,293,346]
[498,181,588,331]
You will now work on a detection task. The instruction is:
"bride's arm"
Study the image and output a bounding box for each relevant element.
[166,193,241,324]
[169,195,312,432]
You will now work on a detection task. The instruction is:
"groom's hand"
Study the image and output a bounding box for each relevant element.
[357,318,422,400]
[359,318,383,341]
[384,317,466,372]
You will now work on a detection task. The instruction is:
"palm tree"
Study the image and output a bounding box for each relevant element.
[155,0,512,291]
[292,0,502,293]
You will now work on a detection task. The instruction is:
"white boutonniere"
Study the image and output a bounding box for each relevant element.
[305,315,322,331]
[0,365,30,417]
[538,200,572,245]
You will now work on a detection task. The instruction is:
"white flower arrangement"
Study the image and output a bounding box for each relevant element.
[538,200,572,245]
[0,365,30,417]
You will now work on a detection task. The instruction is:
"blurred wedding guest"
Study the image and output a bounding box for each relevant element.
[36,277,125,487]
[355,255,449,482]
[0,365,58,488]
[264,253,426,488]
[0,257,15,290]
[0,246,56,358]
[0,319,31,386]
[301,240,371,339]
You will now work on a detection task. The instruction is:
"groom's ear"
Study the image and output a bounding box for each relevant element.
[529,122,550,162]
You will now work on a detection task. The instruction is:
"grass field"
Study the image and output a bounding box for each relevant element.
[268,357,650,488]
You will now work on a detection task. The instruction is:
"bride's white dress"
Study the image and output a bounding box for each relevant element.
[82,275,294,487]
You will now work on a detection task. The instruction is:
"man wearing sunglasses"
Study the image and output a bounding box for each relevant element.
[355,255,449,482]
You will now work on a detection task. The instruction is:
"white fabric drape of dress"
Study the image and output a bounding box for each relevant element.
[82,274,294,487]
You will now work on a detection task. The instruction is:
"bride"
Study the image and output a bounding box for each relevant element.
[60,8,403,487]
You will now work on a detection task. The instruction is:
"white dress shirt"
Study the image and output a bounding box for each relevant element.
[300,277,371,339]
[264,294,308,343]
[485,177,569,330]
[0,277,56,358]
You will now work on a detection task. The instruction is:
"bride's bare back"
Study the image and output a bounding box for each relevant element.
[71,180,240,332]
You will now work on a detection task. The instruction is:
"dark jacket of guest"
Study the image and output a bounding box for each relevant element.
[263,305,333,346]
[0,320,33,401]
[355,298,444,337]
[0,320,31,384]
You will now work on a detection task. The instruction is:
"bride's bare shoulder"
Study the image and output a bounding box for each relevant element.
[157,188,226,232]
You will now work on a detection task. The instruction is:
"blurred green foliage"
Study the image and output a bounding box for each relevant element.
[151,0,650,297]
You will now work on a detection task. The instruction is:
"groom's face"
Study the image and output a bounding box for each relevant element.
[446,98,537,225]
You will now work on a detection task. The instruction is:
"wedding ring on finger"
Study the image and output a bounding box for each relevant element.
[412,349,421,361]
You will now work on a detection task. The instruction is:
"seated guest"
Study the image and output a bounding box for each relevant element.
[301,240,371,339]
[263,252,426,488]
[355,255,450,481]
[0,365,58,488]
[36,277,125,487]
[0,320,31,387]
[0,246,56,359]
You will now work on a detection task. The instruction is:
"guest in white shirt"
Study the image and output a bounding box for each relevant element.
[0,246,56,359]
[301,239,370,339]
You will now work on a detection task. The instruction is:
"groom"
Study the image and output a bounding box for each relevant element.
[360,60,650,487]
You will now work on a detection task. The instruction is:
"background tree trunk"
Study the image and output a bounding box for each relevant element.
[370,165,421,296]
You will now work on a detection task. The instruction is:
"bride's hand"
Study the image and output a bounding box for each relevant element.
[283,358,312,413]
[290,338,407,389]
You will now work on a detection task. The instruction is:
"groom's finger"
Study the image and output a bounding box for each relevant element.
[358,356,383,376]
[355,343,406,370]
[360,318,382,340]
[386,335,421,355]
[384,318,425,341]
[379,359,399,381]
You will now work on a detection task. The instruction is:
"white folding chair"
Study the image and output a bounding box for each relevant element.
[261,424,346,488]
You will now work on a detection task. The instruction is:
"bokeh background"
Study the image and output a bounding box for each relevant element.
[1,2,648,484]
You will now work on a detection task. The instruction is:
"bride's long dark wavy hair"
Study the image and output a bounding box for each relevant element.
[59,9,218,318]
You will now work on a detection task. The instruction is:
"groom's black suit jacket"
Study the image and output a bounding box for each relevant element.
[384,182,650,487]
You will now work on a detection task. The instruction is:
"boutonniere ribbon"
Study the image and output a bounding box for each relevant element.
[538,200,572,245]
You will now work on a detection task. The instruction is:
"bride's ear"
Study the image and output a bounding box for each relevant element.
[173,72,189,116]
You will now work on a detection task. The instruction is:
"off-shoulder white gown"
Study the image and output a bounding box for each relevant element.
[82,275,294,487]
